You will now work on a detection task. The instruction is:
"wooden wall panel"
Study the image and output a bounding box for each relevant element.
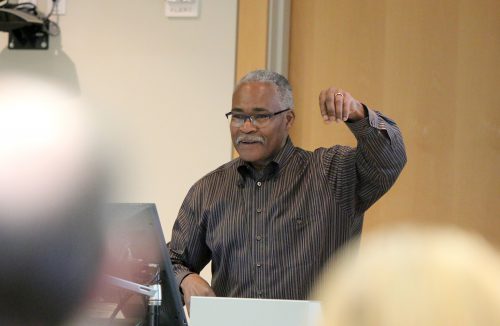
[233,0,269,158]
[235,0,269,81]
[288,0,500,247]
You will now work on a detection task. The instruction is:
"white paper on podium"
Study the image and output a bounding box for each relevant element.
[189,296,321,326]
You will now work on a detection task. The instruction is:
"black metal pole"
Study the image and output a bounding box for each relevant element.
[147,305,160,326]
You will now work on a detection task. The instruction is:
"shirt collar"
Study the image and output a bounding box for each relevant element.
[272,136,295,167]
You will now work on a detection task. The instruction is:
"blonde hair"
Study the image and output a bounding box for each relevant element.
[313,225,500,326]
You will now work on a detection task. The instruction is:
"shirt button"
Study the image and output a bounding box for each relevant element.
[257,181,262,187]
[256,235,262,241]
[256,263,262,268]
[256,208,262,213]
[257,290,263,298]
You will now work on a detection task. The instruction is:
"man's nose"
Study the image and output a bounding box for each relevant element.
[239,118,256,133]
[240,119,257,133]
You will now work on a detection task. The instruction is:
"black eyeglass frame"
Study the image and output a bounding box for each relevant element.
[225,108,291,126]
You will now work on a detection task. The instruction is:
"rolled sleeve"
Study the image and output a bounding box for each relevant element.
[324,106,407,212]
[168,184,212,292]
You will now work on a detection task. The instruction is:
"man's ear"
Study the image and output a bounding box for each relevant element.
[285,110,295,129]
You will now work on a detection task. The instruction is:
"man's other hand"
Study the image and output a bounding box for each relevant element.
[180,274,216,315]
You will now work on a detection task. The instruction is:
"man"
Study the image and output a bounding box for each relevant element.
[169,70,406,310]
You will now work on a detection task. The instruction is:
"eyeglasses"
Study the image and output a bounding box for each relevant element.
[225,108,290,127]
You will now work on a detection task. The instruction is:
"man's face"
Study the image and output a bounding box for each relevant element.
[230,82,294,169]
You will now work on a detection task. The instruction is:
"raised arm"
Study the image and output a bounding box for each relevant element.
[318,87,407,212]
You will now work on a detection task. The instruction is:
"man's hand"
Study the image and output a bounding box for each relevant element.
[180,274,216,315]
[319,87,365,123]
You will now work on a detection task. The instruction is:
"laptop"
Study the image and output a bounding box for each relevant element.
[72,203,187,326]
[190,296,321,326]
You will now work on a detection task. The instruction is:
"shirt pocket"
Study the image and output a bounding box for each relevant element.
[269,207,322,268]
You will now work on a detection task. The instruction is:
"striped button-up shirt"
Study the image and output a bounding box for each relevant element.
[169,108,406,300]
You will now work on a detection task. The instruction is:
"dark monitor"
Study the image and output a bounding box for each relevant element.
[76,203,187,326]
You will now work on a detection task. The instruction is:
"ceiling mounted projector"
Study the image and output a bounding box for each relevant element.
[0,1,60,50]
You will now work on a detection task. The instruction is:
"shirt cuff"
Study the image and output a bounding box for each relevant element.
[346,105,391,141]
[175,267,195,293]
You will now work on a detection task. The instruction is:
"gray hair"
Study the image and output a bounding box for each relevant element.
[236,70,294,110]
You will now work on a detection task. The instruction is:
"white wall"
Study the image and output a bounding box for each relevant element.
[0,0,238,247]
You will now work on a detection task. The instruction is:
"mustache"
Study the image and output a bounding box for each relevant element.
[236,135,265,145]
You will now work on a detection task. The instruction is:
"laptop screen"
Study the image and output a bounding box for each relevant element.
[75,203,187,326]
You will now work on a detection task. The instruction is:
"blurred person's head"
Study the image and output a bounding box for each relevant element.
[0,74,107,325]
[313,225,500,326]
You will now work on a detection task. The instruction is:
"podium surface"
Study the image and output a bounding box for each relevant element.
[190,296,321,326]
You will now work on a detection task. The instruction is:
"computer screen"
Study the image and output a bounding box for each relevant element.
[75,203,187,326]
